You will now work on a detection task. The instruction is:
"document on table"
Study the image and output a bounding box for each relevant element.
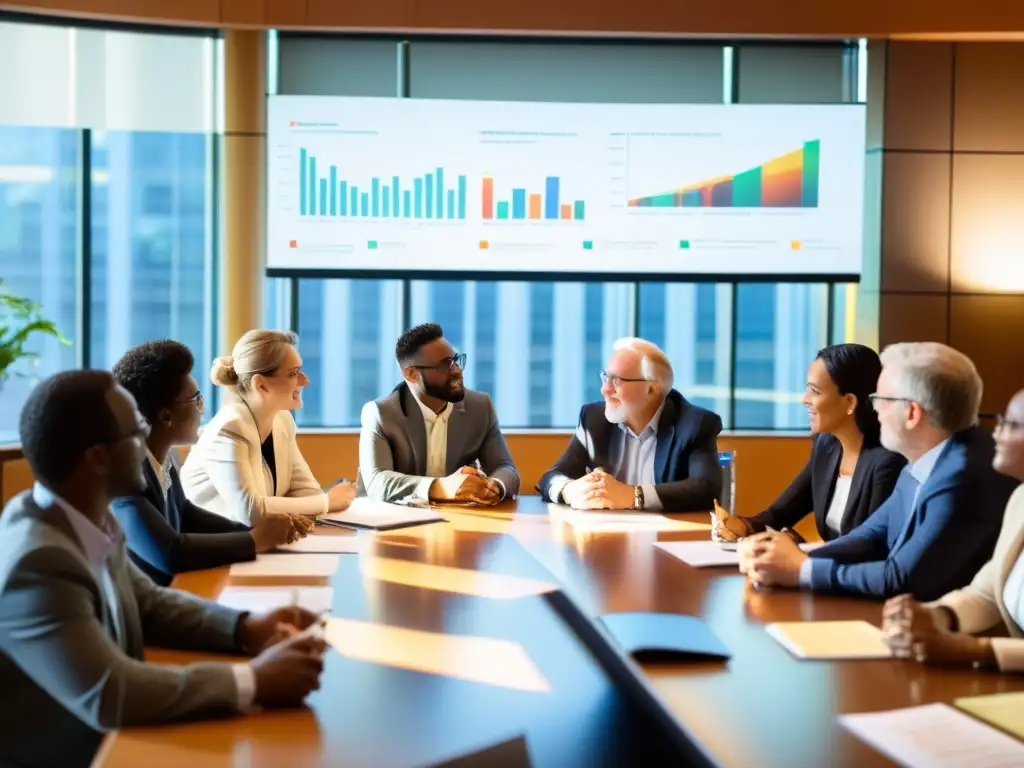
[955,691,1024,741]
[320,497,446,531]
[654,540,824,568]
[547,504,710,533]
[765,620,893,660]
[228,553,342,577]
[840,703,1024,767]
[276,534,363,554]
[217,586,334,614]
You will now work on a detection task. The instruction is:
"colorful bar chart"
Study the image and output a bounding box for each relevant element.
[628,140,821,209]
[481,176,586,221]
[298,148,467,220]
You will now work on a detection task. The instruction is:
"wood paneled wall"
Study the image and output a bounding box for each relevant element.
[862,41,1024,415]
[6,0,1024,37]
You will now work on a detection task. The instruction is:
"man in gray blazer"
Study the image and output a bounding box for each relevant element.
[359,323,520,505]
[0,371,327,768]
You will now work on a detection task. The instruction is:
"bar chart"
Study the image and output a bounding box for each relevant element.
[482,176,586,222]
[627,140,821,209]
[298,148,468,220]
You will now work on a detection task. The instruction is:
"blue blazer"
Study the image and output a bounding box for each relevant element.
[112,460,256,587]
[807,426,1018,601]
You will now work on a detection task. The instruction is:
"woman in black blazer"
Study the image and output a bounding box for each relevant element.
[713,343,906,542]
[111,340,308,585]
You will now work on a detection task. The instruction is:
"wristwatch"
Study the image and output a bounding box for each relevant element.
[632,485,645,510]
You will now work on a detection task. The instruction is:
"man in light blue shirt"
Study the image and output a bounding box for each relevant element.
[744,342,1016,601]
[538,337,723,512]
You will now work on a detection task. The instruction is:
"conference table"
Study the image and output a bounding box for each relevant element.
[95,497,1024,767]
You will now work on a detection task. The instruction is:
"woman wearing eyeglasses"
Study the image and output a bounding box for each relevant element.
[882,391,1024,671]
[180,330,355,526]
[111,340,307,586]
[712,343,906,544]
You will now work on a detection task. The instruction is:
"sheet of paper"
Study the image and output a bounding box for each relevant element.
[217,586,334,614]
[324,617,549,692]
[276,534,363,554]
[360,557,558,600]
[765,620,893,660]
[547,503,710,533]
[654,540,826,568]
[955,691,1024,741]
[840,703,1024,768]
[322,497,446,530]
[228,553,341,577]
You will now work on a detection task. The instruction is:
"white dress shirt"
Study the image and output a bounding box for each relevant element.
[32,483,256,711]
[823,475,852,536]
[146,448,173,498]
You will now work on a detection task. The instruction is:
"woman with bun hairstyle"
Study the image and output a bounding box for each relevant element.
[180,330,355,525]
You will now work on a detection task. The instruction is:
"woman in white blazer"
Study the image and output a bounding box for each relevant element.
[180,329,355,526]
[881,388,1024,672]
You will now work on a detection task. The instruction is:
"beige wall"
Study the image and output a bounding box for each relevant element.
[861,41,1024,415]
[2,432,817,537]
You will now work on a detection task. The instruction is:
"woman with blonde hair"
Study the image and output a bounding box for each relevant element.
[180,330,355,525]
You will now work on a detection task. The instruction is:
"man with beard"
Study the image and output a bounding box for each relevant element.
[538,337,723,512]
[745,342,1018,601]
[358,323,520,505]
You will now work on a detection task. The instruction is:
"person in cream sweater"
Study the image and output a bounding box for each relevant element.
[882,388,1024,671]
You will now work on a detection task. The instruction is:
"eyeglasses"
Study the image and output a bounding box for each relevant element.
[414,353,466,374]
[996,415,1024,432]
[868,394,913,407]
[177,389,204,412]
[599,370,650,388]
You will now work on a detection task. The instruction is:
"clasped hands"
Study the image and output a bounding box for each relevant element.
[561,469,635,510]
[430,466,502,505]
[879,594,995,668]
[738,531,807,588]
[238,605,329,707]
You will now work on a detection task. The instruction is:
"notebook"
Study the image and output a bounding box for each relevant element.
[275,534,363,554]
[217,586,334,614]
[840,703,1024,767]
[765,620,893,660]
[228,553,342,577]
[599,612,731,662]
[655,540,825,568]
[955,691,1024,742]
[319,497,447,531]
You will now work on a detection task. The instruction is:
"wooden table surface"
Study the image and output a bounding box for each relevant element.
[95,497,1024,768]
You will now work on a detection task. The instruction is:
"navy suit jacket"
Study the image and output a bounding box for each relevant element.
[112,460,256,587]
[536,389,723,512]
[807,426,1019,601]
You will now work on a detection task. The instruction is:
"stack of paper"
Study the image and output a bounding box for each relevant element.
[840,703,1024,767]
[955,691,1024,741]
[276,534,363,554]
[547,504,710,533]
[228,553,342,577]
[320,497,446,531]
[765,620,893,660]
[217,586,334,614]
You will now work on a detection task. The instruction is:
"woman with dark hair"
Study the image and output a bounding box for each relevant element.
[712,343,906,543]
[112,340,309,586]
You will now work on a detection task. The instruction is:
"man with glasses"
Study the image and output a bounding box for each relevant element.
[746,342,1018,600]
[0,370,327,767]
[358,322,520,505]
[538,337,723,512]
[111,341,303,586]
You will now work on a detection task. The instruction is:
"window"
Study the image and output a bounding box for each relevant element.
[0,19,217,440]
[0,125,81,441]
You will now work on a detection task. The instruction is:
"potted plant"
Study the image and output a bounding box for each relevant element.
[0,278,71,387]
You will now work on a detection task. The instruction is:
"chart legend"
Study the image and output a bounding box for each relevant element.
[628,140,821,209]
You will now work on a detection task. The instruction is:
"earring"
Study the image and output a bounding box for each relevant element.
[848,409,854,416]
